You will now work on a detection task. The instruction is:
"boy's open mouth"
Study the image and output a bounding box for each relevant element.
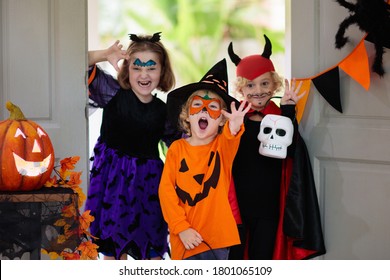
[198,117,208,130]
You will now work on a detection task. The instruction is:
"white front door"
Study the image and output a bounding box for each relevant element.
[1,0,89,198]
[288,0,390,259]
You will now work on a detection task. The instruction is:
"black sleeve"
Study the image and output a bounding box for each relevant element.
[281,104,296,121]
[161,118,183,148]
[281,104,298,158]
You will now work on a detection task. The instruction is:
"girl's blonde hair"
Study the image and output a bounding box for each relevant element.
[117,34,175,92]
[235,71,283,96]
[178,90,227,136]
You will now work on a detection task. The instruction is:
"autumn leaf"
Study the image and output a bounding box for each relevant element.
[78,241,99,260]
[68,171,82,186]
[54,219,67,227]
[70,185,87,206]
[62,204,78,218]
[48,251,61,260]
[41,249,60,259]
[57,234,67,244]
[44,175,58,187]
[79,210,95,232]
[61,251,81,260]
[60,156,80,172]
[63,223,77,239]
[59,169,72,182]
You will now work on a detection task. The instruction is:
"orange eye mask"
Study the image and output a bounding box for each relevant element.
[190,95,222,119]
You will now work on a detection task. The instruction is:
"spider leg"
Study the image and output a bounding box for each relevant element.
[371,35,385,76]
[335,15,357,48]
[334,0,356,12]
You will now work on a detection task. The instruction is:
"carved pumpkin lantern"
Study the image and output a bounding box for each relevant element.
[0,101,55,191]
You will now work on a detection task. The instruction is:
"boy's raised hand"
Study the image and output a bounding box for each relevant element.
[281,78,307,105]
[222,100,251,136]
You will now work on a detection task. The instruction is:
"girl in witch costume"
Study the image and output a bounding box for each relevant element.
[85,32,177,260]
[159,59,251,260]
[227,35,326,260]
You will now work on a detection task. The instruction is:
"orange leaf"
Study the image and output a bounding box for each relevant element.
[54,219,67,227]
[48,251,61,260]
[44,175,58,187]
[79,210,95,232]
[59,170,72,181]
[62,204,78,218]
[70,185,86,206]
[60,156,80,172]
[57,234,67,244]
[62,224,77,238]
[69,171,82,186]
[61,251,81,260]
[77,190,86,206]
[77,240,99,260]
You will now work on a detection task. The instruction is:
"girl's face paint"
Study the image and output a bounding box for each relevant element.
[133,58,157,67]
[190,94,222,119]
[128,51,161,102]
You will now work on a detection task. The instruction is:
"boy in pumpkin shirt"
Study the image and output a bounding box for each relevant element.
[159,59,250,260]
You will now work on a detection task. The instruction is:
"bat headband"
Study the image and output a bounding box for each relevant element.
[128,32,161,43]
[228,34,275,81]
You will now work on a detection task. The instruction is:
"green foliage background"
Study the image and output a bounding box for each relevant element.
[97,0,285,85]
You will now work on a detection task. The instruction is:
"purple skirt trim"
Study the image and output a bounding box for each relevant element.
[85,139,168,259]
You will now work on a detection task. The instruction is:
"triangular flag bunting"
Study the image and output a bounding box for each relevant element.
[339,38,370,90]
[312,67,342,113]
[294,78,312,123]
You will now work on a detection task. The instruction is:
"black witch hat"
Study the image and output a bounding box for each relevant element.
[166,59,239,131]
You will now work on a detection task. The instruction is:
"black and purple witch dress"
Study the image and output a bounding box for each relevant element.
[85,65,175,259]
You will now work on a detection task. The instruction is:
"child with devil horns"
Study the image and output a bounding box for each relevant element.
[227,34,326,260]
[159,59,251,260]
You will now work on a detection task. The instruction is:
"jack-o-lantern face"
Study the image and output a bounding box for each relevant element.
[175,151,220,206]
[0,102,55,191]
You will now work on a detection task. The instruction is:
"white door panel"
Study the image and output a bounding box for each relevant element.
[1,0,89,199]
[289,0,390,259]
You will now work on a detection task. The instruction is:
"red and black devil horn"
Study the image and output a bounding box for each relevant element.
[229,34,272,65]
[261,34,272,59]
[228,42,241,66]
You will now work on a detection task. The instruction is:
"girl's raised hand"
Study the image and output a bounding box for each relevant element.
[106,40,129,72]
[281,78,306,105]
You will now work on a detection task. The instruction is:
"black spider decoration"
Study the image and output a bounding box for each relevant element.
[334,0,390,76]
